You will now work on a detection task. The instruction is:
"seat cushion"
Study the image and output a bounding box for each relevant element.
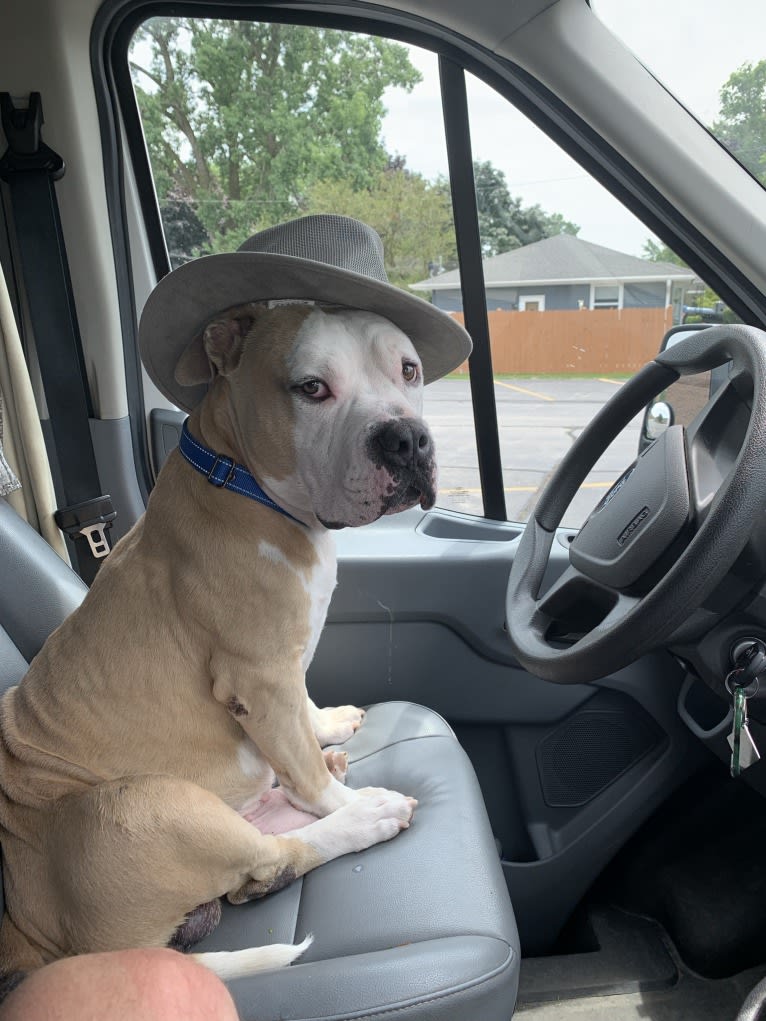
[194,701,520,1021]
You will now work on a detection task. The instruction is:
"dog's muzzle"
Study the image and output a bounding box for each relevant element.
[372,419,431,471]
[369,418,437,514]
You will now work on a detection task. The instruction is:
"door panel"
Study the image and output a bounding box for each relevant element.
[307,506,706,952]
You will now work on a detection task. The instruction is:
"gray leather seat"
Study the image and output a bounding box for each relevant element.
[0,498,520,1020]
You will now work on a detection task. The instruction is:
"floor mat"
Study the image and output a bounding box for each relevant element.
[594,765,766,978]
[517,906,766,1020]
[519,907,677,1003]
[515,966,766,1021]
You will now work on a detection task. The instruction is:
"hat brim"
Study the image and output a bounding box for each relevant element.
[139,252,473,413]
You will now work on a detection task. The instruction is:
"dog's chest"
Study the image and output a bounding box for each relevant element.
[301,531,337,669]
[258,529,337,670]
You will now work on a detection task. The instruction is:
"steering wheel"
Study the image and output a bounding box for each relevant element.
[506,324,766,683]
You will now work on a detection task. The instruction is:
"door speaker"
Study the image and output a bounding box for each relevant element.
[536,707,663,808]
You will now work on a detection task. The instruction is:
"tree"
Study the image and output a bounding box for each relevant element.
[643,238,726,317]
[471,160,579,256]
[305,165,456,288]
[161,187,210,268]
[641,239,687,266]
[130,19,421,252]
[712,60,766,184]
[639,62,766,323]
[305,158,582,289]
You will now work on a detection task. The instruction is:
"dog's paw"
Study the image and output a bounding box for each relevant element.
[323,749,349,784]
[297,787,417,859]
[312,705,365,746]
[336,787,417,852]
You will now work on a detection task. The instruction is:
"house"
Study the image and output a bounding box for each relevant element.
[410,234,698,322]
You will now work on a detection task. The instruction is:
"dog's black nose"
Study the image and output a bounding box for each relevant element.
[372,419,431,469]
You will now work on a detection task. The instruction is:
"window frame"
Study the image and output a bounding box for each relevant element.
[590,283,623,310]
[92,0,766,523]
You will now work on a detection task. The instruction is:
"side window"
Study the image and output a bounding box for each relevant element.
[128,19,481,515]
[459,71,727,527]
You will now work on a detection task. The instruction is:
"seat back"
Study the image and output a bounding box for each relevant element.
[0,498,87,918]
[0,498,86,672]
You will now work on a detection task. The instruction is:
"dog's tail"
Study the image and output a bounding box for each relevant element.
[191,934,313,980]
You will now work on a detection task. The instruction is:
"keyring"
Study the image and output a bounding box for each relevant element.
[725,669,760,700]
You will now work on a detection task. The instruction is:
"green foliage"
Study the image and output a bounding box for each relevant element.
[162,187,210,268]
[130,18,420,253]
[713,60,766,184]
[304,158,582,288]
[130,17,580,278]
[642,60,766,324]
[642,238,724,313]
[305,166,456,288]
[641,239,687,266]
[472,160,579,256]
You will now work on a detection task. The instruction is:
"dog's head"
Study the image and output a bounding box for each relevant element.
[177,303,437,528]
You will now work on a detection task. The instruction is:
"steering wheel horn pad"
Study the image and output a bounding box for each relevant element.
[569,424,691,590]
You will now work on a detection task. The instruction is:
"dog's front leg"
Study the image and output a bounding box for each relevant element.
[253,692,348,816]
[213,653,414,821]
[245,695,396,818]
[213,655,369,816]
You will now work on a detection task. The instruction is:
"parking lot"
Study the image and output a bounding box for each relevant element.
[422,376,644,527]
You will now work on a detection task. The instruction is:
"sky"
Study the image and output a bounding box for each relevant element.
[379,1,766,257]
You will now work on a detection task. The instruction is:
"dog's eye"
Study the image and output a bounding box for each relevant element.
[298,379,329,399]
[402,362,419,382]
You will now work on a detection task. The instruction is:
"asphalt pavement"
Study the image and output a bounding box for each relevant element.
[422,376,644,527]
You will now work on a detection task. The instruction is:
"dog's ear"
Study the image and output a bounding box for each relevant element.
[175,306,259,385]
[174,335,212,386]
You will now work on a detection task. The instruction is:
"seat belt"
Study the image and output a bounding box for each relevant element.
[0,92,115,583]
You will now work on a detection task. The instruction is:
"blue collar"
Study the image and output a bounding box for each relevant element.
[179,421,304,526]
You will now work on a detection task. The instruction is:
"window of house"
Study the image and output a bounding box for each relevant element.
[591,285,621,310]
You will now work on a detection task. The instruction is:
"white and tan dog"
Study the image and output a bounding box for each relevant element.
[0,301,443,981]
[0,213,472,988]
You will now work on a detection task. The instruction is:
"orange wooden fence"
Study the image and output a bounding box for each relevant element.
[450,306,674,375]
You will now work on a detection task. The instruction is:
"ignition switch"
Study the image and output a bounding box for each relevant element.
[730,638,766,689]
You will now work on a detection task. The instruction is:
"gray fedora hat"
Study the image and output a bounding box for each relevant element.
[139,214,472,413]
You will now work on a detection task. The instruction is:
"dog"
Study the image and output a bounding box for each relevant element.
[0,215,472,984]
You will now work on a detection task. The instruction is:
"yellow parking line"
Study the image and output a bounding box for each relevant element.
[598,377,624,386]
[494,379,555,402]
[440,481,612,495]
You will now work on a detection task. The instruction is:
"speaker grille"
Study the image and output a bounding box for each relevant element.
[537,709,662,808]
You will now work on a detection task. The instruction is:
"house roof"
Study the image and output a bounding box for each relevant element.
[410,233,697,291]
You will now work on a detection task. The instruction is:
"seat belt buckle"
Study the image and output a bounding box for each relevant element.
[54,496,117,560]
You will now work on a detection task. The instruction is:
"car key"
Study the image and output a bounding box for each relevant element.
[727,677,761,778]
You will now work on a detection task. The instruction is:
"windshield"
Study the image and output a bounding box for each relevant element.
[594,0,766,189]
